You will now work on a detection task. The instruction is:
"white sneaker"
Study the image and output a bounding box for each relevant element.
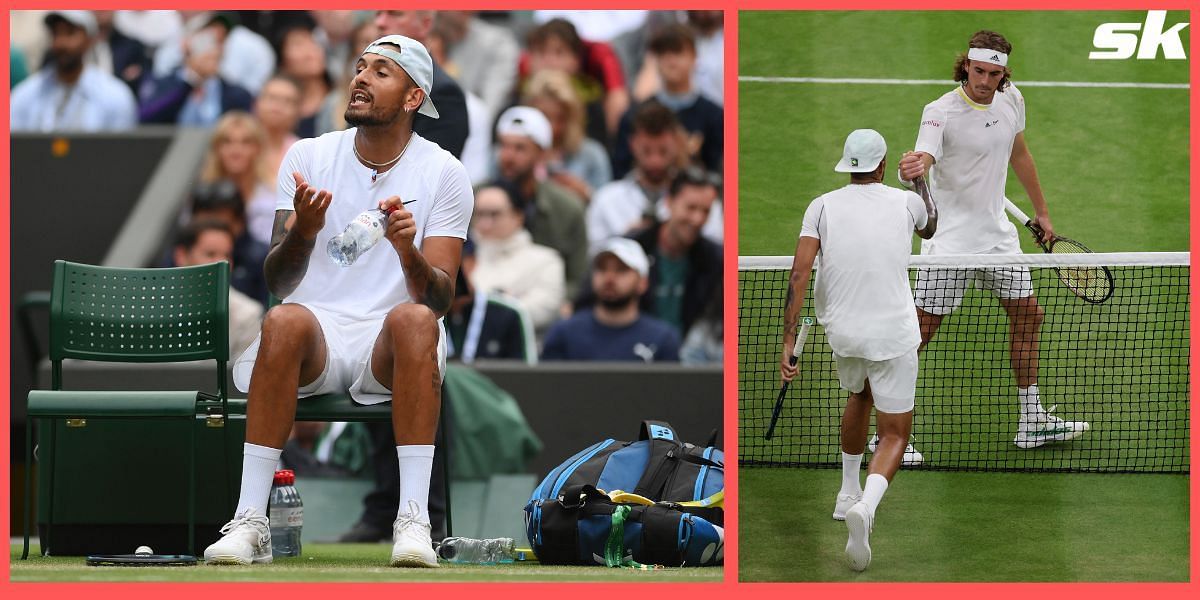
[832,492,861,521]
[1015,406,1090,449]
[390,500,439,568]
[844,502,873,572]
[868,434,924,466]
[204,508,272,565]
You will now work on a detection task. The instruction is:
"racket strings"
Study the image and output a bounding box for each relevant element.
[1048,237,1115,303]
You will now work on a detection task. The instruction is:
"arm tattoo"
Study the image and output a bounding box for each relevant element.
[399,247,454,317]
[914,178,939,239]
[264,210,315,299]
[783,271,801,334]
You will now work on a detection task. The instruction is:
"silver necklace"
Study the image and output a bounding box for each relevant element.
[353,135,412,183]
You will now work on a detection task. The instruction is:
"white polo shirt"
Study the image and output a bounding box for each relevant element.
[913,84,1025,254]
[800,183,926,360]
[276,129,474,321]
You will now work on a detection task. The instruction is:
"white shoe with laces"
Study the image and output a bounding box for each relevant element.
[844,501,873,572]
[204,508,272,565]
[390,500,439,568]
[832,492,861,521]
[868,434,924,466]
[1014,406,1090,449]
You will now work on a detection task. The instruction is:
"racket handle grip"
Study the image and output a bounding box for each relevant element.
[1003,197,1032,225]
[791,319,812,358]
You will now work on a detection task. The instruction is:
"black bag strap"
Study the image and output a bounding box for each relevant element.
[639,420,679,442]
[678,448,724,469]
[635,505,689,566]
[632,439,682,499]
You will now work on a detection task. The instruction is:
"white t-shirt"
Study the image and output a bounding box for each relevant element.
[913,84,1025,254]
[587,177,724,249]
[800,183,926,360]
[276,129,474,321]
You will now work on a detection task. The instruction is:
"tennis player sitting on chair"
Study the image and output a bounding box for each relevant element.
[781,129,936,571]
[896,29,1089,454]
[204,35,473,568]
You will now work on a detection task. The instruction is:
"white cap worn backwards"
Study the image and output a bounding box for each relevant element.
[362,34,439,119]
[496,106,553,150]
[834,128,887,173]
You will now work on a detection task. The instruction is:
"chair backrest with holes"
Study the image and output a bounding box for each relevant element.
[48,260,230,367]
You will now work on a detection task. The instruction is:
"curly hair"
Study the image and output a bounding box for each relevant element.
[953,30,1013,91]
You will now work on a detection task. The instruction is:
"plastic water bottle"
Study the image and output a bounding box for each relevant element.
[269,470,303,558]
[327,207,391,267]
[436,537,519,564]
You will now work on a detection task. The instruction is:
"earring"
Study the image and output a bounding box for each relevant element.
[405,106,413,114]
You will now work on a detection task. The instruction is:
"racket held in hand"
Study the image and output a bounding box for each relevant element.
[765,317,813,440]
[1002,199,1114,304]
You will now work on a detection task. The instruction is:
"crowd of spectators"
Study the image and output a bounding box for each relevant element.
[11,9,726,366]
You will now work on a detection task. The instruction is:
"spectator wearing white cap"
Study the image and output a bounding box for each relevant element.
[468,182,566,332]
[542,237,680,362]
[494,105,590,300]
[577,167,722,339]
[10,11,137,132]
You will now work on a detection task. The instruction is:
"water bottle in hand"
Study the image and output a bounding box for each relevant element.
[269,470,303,558]
[327,207,391,267]
[436,537,517,564]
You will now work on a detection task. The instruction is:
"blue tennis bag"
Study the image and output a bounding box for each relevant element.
[524,421,724,566]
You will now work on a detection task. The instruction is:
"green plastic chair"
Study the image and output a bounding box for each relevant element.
[22,260,232,559]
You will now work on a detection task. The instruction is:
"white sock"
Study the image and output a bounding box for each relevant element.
[861,473,889,518]
[840,452,863,496]
[1018,385,1043,416]
[234,443,282,517]
[396,445,436,523]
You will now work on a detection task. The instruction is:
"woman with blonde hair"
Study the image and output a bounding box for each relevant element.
[199,111,275,246]
[522,69,612,202]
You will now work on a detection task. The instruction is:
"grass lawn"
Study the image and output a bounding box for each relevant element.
[10,542,723,582]
[739,469,1189,582]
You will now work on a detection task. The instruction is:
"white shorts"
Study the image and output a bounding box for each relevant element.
[914,237,1034,315]
[233,303,448,406]
[833,349,918,414]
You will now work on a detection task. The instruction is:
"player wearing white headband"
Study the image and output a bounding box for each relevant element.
[204,34,473,568]
[894,30,1089,455]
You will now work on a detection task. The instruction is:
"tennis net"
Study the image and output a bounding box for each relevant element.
[739,252,1189,473]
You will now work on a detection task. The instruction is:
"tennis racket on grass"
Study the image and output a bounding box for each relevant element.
[1003,198,1114,304]
[765,317,813,440]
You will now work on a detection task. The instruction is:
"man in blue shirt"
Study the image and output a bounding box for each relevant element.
[10,11,137,132]
[138,15,253,126]
[542,237,680,362]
